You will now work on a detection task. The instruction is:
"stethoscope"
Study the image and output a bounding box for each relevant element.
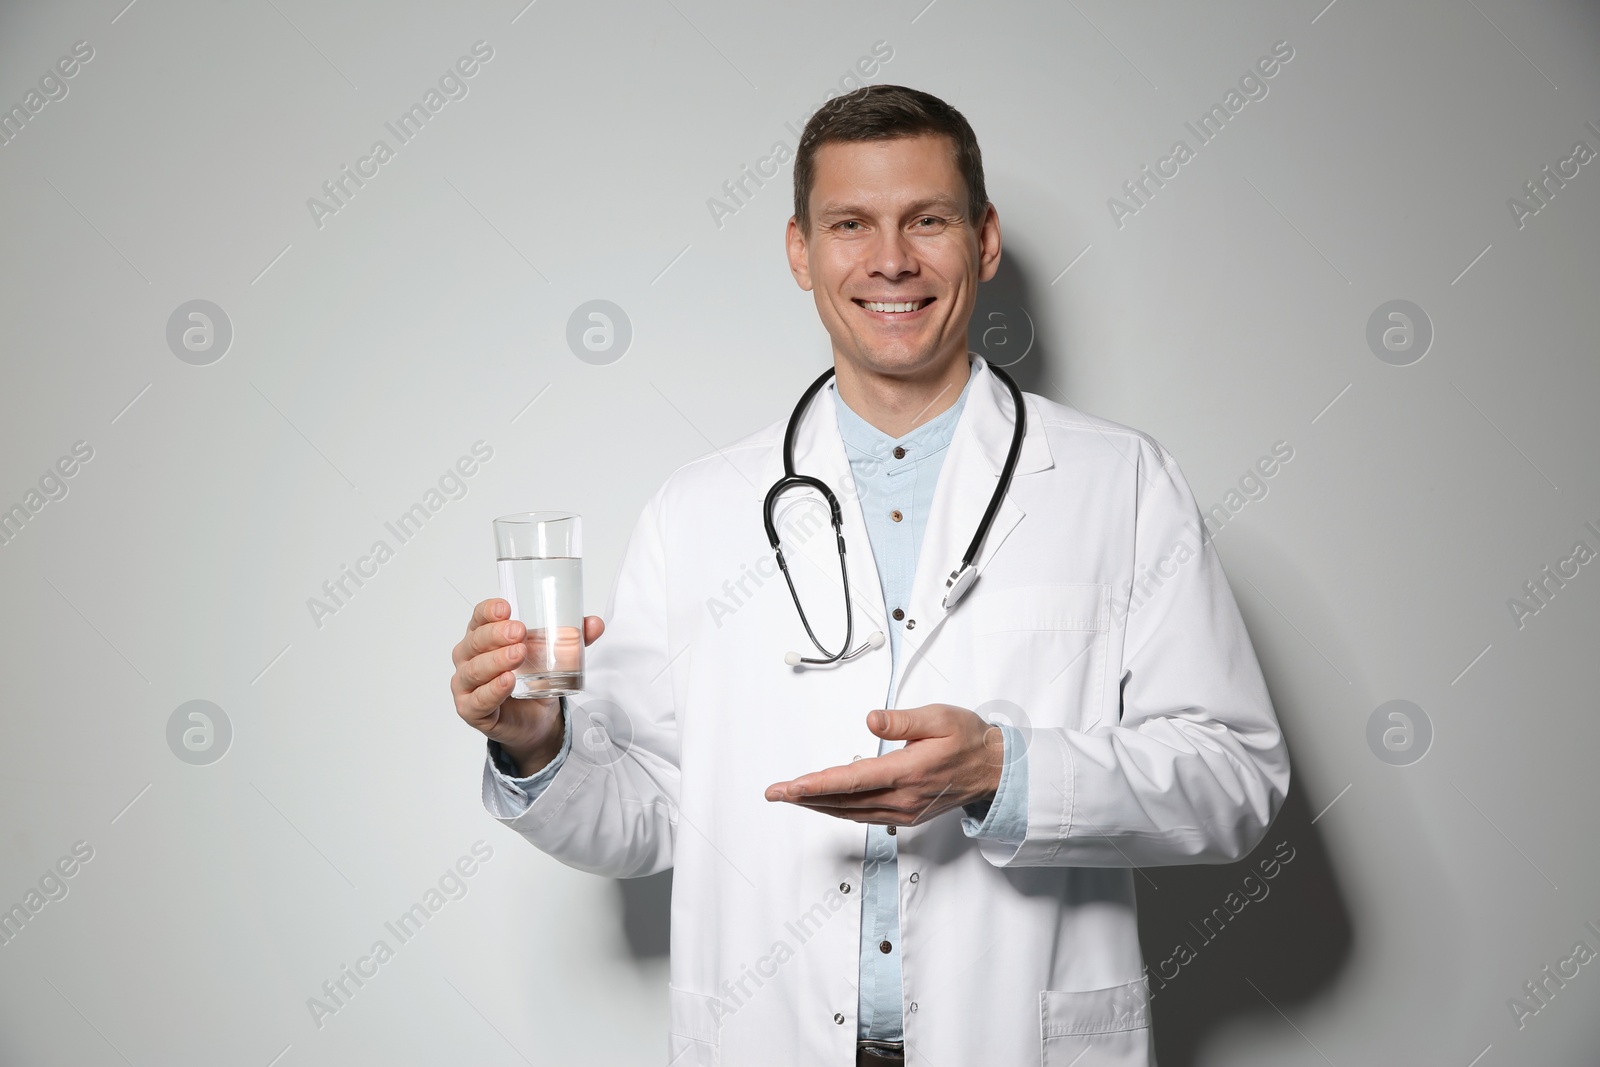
[762,359,1026,667]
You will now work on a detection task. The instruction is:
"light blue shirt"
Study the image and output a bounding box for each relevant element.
[830,358,1028,1041]
[485,357,1029,1043]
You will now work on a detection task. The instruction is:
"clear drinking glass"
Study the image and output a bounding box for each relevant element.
[493,512,584,698]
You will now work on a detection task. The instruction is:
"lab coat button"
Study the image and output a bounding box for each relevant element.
[892,608,904,621]
[840,881,851,893]
[905,619,916,629]
[909,1002,919,1013]
[834,1012,845,1025]
[908,872,918,883]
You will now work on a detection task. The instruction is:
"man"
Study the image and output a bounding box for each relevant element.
[450,85,1288,1067]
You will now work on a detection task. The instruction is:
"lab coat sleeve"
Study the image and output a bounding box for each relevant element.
[977,440,1289,868]
[479,491,680,879]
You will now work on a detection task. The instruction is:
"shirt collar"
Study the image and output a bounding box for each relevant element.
[832,357,976,466]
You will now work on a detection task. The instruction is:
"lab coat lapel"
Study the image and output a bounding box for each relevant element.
[897,357,1051,679]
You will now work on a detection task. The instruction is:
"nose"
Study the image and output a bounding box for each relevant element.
[866,224,916,280]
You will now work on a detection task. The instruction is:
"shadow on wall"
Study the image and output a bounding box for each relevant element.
[967,250,1055,400]
[1137,527,1362,1063]
[1136,762,1353,1066]
[617,869,672,959]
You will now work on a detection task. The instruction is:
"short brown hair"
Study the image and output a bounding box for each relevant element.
[792,84,989,237]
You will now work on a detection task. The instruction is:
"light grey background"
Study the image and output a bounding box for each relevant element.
[2,0,1598,1063]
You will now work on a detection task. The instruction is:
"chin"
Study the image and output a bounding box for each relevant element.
[858,345,953,375]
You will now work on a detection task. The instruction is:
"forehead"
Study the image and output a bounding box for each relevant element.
[809,133,964,213]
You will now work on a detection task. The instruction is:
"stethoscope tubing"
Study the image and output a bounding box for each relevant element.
[762,358,1025,666]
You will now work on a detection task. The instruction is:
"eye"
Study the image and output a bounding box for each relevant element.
[837,220,863,231]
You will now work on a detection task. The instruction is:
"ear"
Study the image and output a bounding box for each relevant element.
[977,202,1002,283]
[786,216,815,291]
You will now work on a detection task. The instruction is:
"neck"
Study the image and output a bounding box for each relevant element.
[832,351,972,438]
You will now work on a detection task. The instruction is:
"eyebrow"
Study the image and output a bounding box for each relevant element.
[815,194,963,220]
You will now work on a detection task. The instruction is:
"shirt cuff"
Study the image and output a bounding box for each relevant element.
[484,697,571,818]
[960,723,1028,846]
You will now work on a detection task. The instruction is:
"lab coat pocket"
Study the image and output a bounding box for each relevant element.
[667,984,721,1066]
[971,582,1110,732]
[1039,978,1153,1067]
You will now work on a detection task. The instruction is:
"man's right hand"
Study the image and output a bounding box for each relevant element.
[451,598,605,778]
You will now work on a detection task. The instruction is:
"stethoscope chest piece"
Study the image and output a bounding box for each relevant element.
[942,562,977,610]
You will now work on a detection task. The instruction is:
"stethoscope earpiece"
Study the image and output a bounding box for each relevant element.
[784,630,882,669]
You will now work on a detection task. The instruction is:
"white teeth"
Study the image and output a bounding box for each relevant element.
[861,300,929,313]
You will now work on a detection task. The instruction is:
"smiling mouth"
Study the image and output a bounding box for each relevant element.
[854,297,935,314]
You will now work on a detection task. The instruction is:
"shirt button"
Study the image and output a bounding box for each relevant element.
[834,1012,845,1025]
[892,608,905,621]
[879,940,893,954]
[887,825,897,836]
[893,446,906,459]
[909,872,919,883]
[890,510,903,522]
[840,882,851,893]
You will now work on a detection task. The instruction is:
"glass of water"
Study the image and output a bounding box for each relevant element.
[493,512,584,698]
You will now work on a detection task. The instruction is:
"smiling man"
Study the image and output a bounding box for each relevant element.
[451,85,1289,1066]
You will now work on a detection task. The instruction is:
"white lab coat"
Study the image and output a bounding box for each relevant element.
[485,355,1289,1066]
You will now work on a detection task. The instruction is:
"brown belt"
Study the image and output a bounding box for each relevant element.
[856,1039,905,1066]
